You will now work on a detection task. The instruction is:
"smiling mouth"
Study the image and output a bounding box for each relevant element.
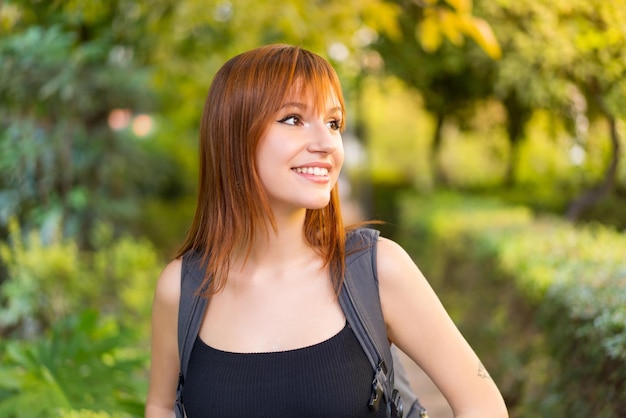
[292,167,329,177]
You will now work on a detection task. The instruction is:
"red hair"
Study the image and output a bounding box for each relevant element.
[177,44,347,295]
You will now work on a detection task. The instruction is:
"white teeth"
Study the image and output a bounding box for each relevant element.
[294,167,329,176]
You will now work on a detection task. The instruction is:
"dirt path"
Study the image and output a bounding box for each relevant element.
[396,350,453,418]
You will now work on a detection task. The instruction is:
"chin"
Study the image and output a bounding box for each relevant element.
[303,197,332,210]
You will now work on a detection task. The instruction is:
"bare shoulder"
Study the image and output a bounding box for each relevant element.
[376,236,411,266]
[154,258,183,309]
[147,258,183,413]
[375,236,435,337]
[376,236,427,287]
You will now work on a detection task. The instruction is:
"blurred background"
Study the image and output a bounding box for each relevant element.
[0,0,624,417]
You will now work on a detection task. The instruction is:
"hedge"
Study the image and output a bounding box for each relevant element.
[396,192,626,417]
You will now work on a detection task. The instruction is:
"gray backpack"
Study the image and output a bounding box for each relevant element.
[176,228,428,418]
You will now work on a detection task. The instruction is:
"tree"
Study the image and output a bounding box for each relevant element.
[0,1,161,245]
[484,0,626,219]
[372,0,502,184]
[374,0,626,219]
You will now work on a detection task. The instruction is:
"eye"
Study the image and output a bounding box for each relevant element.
[327,119,342,131]
[277,114,302,126]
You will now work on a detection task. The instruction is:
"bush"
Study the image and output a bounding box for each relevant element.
[0,219,161,339]
[0,219,163,417]
[0,310,147,418]
[397,191,626,417]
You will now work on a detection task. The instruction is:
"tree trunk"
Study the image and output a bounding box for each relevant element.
[432,112,446,185]
[566,113,621,221]
[503,92,531,186]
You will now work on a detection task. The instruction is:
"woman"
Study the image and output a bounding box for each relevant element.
[145,44,508,418]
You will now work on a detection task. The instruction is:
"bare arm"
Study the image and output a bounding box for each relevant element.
[145,259,182,418]
[377,237,508,418]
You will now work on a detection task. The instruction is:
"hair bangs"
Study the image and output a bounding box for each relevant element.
[289,51,346,130]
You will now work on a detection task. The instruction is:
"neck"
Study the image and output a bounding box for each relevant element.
[233,209,311,268]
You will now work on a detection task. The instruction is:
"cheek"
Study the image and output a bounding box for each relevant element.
[255,134,282,169]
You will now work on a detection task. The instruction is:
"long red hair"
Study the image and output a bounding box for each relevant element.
[177,44,347,295]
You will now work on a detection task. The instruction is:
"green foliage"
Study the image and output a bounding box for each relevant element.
[0,218,158,417]
[484,0,626,112]
[359,77,511,193]
[371,0,626,226]
[58,411,129,418]
[359,76,435,188]
[437,102,510,189]
[397,191,626,416]
[0,219,90,335]
[0,310,147,418]
[0,6,160,240]
[90,223,162,338]
[417,0,502,59]
[0,219,161,339]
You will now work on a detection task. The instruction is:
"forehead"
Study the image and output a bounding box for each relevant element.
[282,79,342,112]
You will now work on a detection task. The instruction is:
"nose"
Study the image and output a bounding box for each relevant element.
[307,121,340,154]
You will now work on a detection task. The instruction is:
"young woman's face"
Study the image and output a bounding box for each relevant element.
[255,87,344,215]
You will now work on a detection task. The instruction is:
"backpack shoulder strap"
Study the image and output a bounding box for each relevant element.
[339,228,400,417]
[340,228,427,418]
[341,228,390,370]
[176,249,210,418]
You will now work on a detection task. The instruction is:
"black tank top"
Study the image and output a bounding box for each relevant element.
[182,323,393,417]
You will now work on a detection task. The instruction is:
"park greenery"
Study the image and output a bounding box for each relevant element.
[397,192,626,417]
[0,0,624,416]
